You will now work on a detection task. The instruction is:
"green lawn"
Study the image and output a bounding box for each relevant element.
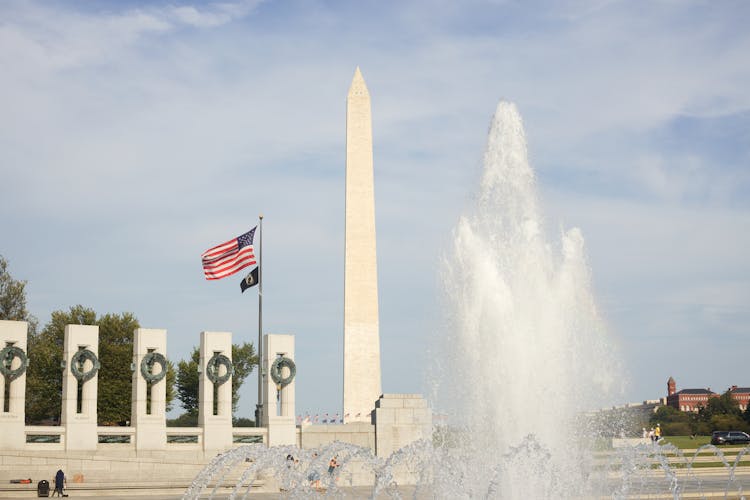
[659,435,711,448]
[691,460,750,468]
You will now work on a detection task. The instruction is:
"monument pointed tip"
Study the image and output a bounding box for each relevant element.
[348,66,369,97]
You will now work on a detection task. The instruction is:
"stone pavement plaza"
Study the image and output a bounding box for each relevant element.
[3,479,750,499]
[0,486,422,500]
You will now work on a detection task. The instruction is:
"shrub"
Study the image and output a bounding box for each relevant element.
[663,422,692,436]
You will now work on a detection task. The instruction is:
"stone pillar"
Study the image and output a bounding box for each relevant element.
[0,320,29,450]
[61,324,99,451]
[344,67,382,423]
[131,328,167,450]
[199,331,232,452]
[262,334,296,446]
[374,394,432,457]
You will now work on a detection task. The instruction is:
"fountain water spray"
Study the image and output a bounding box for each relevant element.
[431,101,622,497]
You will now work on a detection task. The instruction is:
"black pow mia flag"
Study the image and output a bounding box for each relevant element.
[240,267,259,293]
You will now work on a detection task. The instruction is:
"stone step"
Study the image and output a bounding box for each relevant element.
[0,479,268,498]
[0,451,257,498]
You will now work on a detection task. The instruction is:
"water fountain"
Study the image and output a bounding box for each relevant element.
[428,101,622,497]
[183,101,749,499]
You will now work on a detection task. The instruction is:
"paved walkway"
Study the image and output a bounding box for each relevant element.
[3,471,750,499]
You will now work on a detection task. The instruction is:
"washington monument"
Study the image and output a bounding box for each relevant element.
[343,67,382,423]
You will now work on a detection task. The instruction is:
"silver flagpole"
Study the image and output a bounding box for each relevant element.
[256,214,264,427]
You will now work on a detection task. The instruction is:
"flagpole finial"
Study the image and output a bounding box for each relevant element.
[259,214,264,220]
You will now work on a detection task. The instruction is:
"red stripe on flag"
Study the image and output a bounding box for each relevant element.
[203,249,256,279]
[201,232,256,280]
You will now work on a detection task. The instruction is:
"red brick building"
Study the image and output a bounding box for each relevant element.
[666,377,750,412]
[728,386,750,411]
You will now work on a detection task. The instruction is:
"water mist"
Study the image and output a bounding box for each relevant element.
[431,101,622,497]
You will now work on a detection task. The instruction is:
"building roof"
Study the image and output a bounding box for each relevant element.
[673,389,715,395]
[729,387,750,394]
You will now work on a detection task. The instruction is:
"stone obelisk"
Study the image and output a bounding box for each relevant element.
[343,67,382,423]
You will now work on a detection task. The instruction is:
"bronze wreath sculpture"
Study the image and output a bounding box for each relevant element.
[0,345,29,382]
[140,352,167,384]
[71,348,100,383]
[206,353,233,386]
[270,356,296,389]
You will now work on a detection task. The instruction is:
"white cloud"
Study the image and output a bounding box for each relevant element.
[1,0,748,416]
[170,1,263,28]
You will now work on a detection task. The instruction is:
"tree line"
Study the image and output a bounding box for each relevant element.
[649,392,750,436]
[1,255,258,426]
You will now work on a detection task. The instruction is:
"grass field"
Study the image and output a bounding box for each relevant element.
[659,435,711,448]
[647,436,750,469]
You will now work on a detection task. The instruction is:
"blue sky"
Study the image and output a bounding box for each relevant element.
[1,0,748,419]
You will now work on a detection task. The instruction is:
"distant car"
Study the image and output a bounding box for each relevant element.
[710,431,728,444]
[711,431,750,445]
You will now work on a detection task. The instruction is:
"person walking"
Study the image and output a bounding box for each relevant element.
[307,452,321,490]
[327,455,340,484]
[328,456,339,475]
[52,469,66,497]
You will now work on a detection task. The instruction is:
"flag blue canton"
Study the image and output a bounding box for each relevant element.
[238,228,255,249]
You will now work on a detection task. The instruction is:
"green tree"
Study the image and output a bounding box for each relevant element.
[230,342,257,412]
[710,413,749,432]
[175,342,258,421]
[650,405,696,436]
[707,391,742,417]
[663,422,693,436]
[167,411,197,427]
[684,391,750,433]
[233,417,255,427]
[98,312,139,424]
[651,405,690,426]
[26,305,96,423]
[0,255,37,330]
[97,312,177,423]
[697,391,743,427]
[693,420,712,436]
[25,305,175,424]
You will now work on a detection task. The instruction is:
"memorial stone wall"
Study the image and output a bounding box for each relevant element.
[0,320,430,458]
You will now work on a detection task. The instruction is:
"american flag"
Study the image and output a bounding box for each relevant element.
[201,227,257,280]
